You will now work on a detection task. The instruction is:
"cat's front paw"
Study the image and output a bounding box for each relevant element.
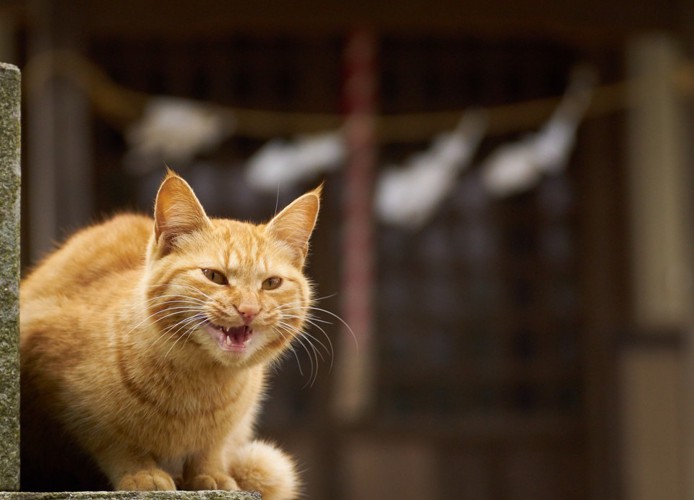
[117,468,177,491]
[186,472,239,491]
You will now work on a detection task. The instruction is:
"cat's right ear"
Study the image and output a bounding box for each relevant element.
[153,171,210,256]
[266,184,322,267]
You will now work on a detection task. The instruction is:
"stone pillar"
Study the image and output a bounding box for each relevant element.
[0,62,21,492]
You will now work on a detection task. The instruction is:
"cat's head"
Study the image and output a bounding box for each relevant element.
[143,171,321,368]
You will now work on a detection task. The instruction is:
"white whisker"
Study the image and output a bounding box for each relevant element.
[276,322,318,387]
[162,315,207,360]
[272,326,305,378]
[280,314,334,370]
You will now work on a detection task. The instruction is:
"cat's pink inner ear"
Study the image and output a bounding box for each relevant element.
[154,173,210,249]
[266,188,321,265]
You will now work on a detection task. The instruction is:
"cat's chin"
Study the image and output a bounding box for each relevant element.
[202,321,253,354]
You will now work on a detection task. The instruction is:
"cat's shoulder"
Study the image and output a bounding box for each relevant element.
[23,213,154,293]
[62,212,153,262]
[65,212,153,246]
[90,212,153,233]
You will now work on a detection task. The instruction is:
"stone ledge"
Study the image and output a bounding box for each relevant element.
[0,491,260,499]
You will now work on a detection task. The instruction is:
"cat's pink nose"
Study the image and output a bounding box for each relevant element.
[235,304,260,324]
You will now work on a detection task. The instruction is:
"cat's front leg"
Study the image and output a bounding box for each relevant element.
[118,468,177,491]
[183,447,239,491]
[96,449,177,491]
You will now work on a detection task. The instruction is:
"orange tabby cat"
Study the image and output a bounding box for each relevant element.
[20,171,319,498]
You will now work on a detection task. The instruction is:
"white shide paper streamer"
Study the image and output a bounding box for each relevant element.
[481,68,596,197]
[125,97,236,174]
[245,131,345,191]
[375,111,487,229]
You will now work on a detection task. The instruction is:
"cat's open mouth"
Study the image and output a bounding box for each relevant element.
[203,321,253,353]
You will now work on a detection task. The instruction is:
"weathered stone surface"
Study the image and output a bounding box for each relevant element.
[0,492,260,499]
[0,62,21,492]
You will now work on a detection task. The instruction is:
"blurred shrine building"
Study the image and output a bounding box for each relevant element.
[3,1,694,499]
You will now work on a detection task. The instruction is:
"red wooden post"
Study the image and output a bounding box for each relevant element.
[333,28,378,421]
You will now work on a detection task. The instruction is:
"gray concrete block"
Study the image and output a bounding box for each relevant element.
[0,61,21,492]
[0,492,260,499]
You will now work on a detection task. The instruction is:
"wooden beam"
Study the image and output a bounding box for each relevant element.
[622,34,691,500]
[627,35,690,332]
[333,29,378,423]
[66,0,678,46]
[26,0,93,263]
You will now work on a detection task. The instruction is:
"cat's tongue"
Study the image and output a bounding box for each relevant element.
[225,326,252,350]
[205,323,253,353]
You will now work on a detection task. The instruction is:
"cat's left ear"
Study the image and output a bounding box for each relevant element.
[153,171,211,255]
[266,185,322,267]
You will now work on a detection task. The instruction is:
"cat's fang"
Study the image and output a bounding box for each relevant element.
[202,321,253,353]
[227,326,252,347]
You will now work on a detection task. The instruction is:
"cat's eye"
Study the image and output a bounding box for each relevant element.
[262,276,283,290]
[201,268,228,285]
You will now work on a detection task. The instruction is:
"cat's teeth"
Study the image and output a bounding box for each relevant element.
[225,335,232,346]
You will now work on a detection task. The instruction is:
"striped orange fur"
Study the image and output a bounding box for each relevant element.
[20,171,319,498]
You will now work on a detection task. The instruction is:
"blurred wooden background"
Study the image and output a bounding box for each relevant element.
[4,1,694,498]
